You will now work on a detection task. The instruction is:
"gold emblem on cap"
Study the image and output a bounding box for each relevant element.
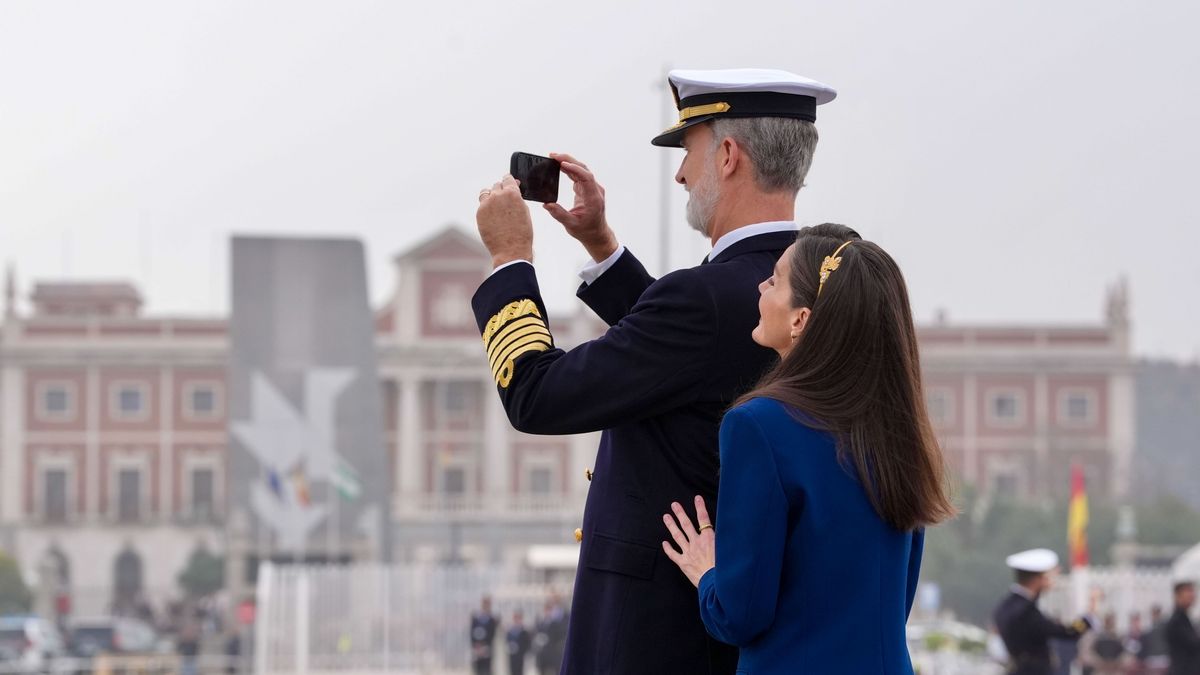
[678,101,731,123]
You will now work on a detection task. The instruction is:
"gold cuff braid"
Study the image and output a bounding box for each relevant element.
[481,299,554,388]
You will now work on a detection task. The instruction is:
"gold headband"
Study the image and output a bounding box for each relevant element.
[817,241,854,296]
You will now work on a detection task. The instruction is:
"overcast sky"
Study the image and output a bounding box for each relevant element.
[1,1,1197,360]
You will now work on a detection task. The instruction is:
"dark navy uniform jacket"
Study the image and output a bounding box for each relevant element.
[993,590,1091,675]
[470,231,795,675]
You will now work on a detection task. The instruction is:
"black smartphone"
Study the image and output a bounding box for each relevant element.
[510,152,561,203]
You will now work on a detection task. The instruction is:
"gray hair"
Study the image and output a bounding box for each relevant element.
[709,117,819,193]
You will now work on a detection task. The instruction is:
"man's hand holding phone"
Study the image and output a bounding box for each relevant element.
[543,153,619,264]
[476,175,534,269]
[479,151,619,268]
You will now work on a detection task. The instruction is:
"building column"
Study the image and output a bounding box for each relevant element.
[160,367,174,521]
[1109,370,1135,500]
[963,373,979,488]
[0,366,25,524]
[398,376,421,498]
[1033,372,1049,500]
[86,366,100,520]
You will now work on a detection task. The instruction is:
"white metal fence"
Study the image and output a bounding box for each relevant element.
[254,562,572,675]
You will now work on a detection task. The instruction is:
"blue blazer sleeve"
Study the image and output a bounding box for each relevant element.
[471,261,718,435]
[696,405,788,647]
[905,528,925,618]
[575,248,656,326]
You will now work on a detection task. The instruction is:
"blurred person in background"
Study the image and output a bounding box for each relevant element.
[1080,613,1124,674]
[1143,605,1171,673]
[1167,581,1200,675]
[1050,630,1079,675]
[534,593,567,675]
[470,595,499,675]
[177,614,201,675]
[1127,612,1147,674]
[506,609,531,675]
[993,549,1097,675]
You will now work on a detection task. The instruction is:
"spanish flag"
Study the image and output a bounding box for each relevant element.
[1067,463,1089,568]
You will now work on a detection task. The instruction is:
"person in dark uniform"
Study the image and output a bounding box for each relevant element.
[472,68,836,675]
[993,549,1097,675]
[506,610,532,675]
[470,595,499,675]
[534,595,568,675]
[1166,580,1200,675]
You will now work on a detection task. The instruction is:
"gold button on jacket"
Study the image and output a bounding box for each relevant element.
[574,528,583,543]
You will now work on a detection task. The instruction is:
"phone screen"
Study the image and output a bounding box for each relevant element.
[510,152,561,203]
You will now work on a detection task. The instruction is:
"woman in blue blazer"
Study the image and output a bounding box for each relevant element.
[662,224,956,674]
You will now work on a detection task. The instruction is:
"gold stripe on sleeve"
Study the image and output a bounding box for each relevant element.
[491,333,554,381]
[486,316,547,362]
[482,299,542,346]
[488,325,552,371]
[496,341,553,388]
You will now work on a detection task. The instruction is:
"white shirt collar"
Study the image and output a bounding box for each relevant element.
[708,221,799,262]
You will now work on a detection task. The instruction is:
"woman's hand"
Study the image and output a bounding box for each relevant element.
[662,495,716,588]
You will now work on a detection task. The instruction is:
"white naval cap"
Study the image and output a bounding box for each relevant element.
[1006,548,1060,573]
[652,68,837,148]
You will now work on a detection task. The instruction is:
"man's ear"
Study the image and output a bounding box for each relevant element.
[718,137,740,180]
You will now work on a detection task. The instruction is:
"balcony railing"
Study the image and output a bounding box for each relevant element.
[393,493,582,519]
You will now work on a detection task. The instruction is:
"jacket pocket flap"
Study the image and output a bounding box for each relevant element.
[585,533,657,580]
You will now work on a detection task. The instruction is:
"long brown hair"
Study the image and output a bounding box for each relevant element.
[736,223,955,531]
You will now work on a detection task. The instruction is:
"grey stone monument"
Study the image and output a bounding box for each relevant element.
[226,237,391,602]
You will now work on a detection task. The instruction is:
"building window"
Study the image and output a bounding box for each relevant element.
[1058,389,1096,426]
[110,382,149,421]
[444,382,471,414]
[184,383,222,420]
[986,389,1026,427]
[993,395,1017,419]
[36,382,76,422]
[430,284,474,330]
[46,388,69,413]
[528,467,553,495]
[117,468,142,523]
[442,466,467,496]
[191,467,216,519]
[43,468,69,523]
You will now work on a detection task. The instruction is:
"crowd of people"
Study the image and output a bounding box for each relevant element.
[1065,582,1199,675]
[469,593,568,675]
[991,549,1199,675]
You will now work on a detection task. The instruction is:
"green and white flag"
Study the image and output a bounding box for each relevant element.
[332,460,362,501]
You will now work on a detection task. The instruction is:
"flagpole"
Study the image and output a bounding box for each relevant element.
[657,63,672,276]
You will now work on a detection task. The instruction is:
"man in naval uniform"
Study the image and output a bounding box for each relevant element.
[993,548,1097,675]
[471,69,836,675]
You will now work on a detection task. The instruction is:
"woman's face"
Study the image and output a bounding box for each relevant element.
[752,243,810,356]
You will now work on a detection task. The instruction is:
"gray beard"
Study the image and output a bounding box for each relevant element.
[685,170,720,238]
